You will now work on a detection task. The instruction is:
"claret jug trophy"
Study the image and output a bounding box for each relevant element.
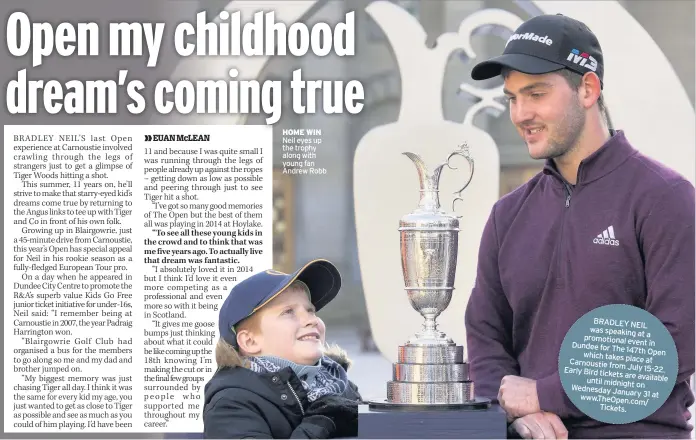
[368,143,490,411]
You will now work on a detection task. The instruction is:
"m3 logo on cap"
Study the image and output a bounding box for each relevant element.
[567,49,598,72]
[506,32,553,46]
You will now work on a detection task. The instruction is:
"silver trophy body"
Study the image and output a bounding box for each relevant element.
[370,144,489,410]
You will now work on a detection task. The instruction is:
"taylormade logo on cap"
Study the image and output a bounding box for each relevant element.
[506,32,553,46]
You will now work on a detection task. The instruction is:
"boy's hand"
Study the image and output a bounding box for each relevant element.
[509,412,568,439]
[498,375,540,419]
[305,394,358,437]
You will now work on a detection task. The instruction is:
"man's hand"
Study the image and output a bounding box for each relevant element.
[509,412,568,439]
[498,375,540,419]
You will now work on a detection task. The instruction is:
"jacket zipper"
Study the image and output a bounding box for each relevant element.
[286,381,305,416]
[557,181,573,287]
[563,182,572,208]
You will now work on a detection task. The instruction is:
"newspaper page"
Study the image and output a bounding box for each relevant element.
[5,125,273,432]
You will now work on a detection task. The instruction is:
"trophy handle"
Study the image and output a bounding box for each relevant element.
[446,143,475,218]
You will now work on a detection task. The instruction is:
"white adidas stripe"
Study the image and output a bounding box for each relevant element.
[597,226,616,239]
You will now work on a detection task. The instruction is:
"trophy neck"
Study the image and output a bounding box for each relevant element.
[417,183,442,212]
[407,312,454,346]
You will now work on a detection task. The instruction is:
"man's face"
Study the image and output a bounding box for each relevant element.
[503,70,586,160]
[246,285,326,365]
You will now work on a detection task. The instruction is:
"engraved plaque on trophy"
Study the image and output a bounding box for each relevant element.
[368,143,491,410]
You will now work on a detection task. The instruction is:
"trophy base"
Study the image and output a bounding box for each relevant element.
[398,344,463,364]
[387,380,475,404]
[367,397,491,412]
[384,343,482,408]
[394,362,468,382]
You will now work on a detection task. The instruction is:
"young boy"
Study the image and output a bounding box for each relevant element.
[203,259,361,439]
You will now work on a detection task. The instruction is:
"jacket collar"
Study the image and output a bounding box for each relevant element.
[543,130,637,186]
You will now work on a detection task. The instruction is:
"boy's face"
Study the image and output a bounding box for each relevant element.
[238,285,326,365]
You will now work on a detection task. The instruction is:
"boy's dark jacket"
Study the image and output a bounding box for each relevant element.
[203,347,362,439]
